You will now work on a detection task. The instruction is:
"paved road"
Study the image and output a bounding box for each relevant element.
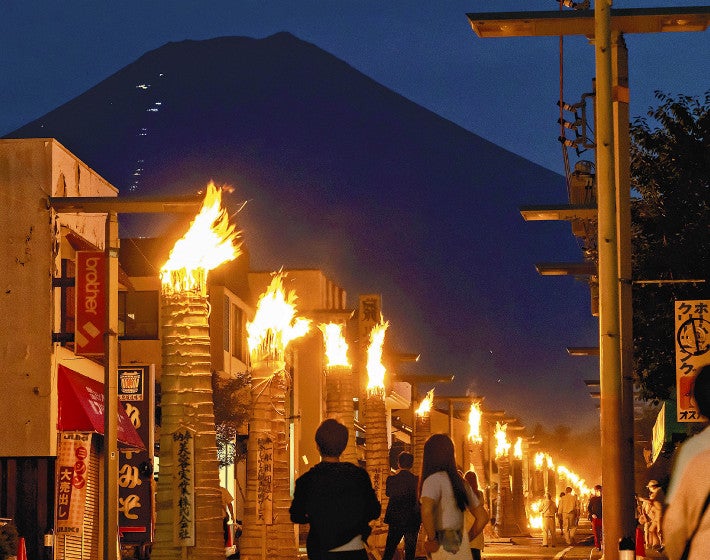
[481,519,667,560]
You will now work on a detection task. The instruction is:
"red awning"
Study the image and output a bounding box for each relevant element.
[57,364,145,450]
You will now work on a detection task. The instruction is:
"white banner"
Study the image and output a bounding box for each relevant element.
[56,432,92,536]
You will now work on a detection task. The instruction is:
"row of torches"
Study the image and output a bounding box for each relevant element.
[151,184,591,560]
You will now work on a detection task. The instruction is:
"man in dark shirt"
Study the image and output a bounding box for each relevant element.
[382,451,420,560]
[587,484,603,551]
[290,419,381,560]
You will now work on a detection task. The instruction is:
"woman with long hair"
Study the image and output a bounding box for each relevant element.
[420,434,489,560]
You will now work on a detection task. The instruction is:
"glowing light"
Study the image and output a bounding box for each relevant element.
[534,452,545,470]
[545,453,554,470]
[160,182,241,295]
[513,437,522,459]
[416,389,434,417]
[528,499,544,530]
[319,323,350,368]
[366,319,389,396]
[557,465,591,497]
[494,422,511,459]
[468,402,482,443]
[247,273,311,363]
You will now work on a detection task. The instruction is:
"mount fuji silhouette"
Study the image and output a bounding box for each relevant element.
[7,32,597,425]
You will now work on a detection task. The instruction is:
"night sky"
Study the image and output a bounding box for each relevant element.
[1,1,708,443]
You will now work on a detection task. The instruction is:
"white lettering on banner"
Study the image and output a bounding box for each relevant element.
[83,256,101,315]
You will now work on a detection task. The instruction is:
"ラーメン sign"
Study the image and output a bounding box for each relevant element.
[75,251,106,356]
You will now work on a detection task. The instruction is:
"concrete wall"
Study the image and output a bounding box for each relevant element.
[0,138,117,456]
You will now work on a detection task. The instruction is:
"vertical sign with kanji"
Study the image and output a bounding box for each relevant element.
[118,365,154,544]
[256,436,274,524]
[56,432,92,536]
[75,251,106,356]
[172,427,195,546]
[675,299,710,421]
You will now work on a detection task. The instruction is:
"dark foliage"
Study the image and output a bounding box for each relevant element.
[212,371,252,467]
[630,91,710,401]
[0,522,18,560]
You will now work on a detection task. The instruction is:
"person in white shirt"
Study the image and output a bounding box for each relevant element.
[420,434,489,560]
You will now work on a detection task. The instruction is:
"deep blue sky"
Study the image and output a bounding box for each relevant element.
[2,1,708,174]
[1,2,707,439]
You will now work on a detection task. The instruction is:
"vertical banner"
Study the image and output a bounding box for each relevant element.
[675,300,710,421]
[118,365,155,544]
[256,436,274,525]
[75,251,106,356]
[56,432,93,537]
[172,427,195,546]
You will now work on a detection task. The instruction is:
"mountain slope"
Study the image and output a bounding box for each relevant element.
[7,32,597,425]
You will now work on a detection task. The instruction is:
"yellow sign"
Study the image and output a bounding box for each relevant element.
[675,300,710,421]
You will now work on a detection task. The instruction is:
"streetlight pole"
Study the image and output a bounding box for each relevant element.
[466,6,709,559]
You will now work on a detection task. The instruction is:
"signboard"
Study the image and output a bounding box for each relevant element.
[172,427,195,546]
[256,436,274,525]
[56,432,92,537]
[75,251,106,356]
[675,300,710,421]
[118,365,155,544]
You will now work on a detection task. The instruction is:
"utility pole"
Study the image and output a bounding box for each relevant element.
[466,6,710,560]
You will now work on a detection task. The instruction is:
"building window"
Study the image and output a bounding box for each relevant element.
[224,296,231,353]
[231,303,244,360]
[119,291,159,339]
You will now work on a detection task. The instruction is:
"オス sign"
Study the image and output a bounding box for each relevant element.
[75,251,106,356]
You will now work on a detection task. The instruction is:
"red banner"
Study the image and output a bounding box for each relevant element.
[75,251,106,356]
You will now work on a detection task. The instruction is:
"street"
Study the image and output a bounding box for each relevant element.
[476,519,667,560]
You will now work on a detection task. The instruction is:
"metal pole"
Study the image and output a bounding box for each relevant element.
[595,3,624,559]
[103,211,119,560]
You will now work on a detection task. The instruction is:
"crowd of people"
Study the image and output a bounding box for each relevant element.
[283,363,709,560]
[289,419,489,560]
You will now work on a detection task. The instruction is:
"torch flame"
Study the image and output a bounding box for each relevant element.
[528,499,544,530]
[247,272,311,364]
[160,182,241,295]
[366,319,389,396]
[513,437,522,459]
[545,453,554,470]
[319,322,350,368]
[494,422,511,459]
[415,389,434,416]
[534,452,545,470]
[468,402,482,443]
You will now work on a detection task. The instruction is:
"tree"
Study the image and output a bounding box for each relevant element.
[630,91,710,401]
[212,371,251,467]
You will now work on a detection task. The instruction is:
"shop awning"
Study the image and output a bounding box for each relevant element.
[57,364,145,450]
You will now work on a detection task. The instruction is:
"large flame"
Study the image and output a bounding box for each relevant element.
[494,422,511,459]
[416,389,435,417]
[528,499,544,530]
[160,182,241,295]
[319,322,350,368]
[534,452,545,471]
[545,453,554,470]
[366,319,389,396]
[247,273,311,364]
[468,402,482,443]
[513,437,523,460]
